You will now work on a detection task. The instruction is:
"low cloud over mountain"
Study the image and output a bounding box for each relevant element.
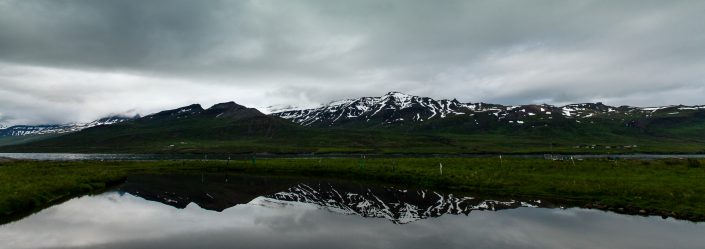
[1,0,704,125]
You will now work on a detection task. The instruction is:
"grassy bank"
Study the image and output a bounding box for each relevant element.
[1,157,704,222]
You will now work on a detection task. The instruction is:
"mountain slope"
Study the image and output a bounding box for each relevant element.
[3,102,304,153]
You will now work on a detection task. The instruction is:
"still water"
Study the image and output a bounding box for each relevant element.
[1,174,704,249]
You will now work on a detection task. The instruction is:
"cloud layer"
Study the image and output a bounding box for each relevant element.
[1,0,704,125]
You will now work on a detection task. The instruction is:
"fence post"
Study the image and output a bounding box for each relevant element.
[359,155,365,170]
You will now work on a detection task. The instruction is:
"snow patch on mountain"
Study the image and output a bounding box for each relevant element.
[261,105,300,114]
[272,92,479,126]
[0,116,133,137]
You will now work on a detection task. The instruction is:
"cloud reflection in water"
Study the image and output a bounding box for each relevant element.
[1,191,704,249]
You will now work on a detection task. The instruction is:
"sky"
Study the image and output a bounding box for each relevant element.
[1,0,704,125]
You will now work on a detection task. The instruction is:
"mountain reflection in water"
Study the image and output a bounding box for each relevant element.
[2,174,705,249]
[118,174,544,224]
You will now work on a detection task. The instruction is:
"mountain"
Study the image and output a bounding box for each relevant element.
[1,101,305,153]
[272,92,705,131]
[2,94,705,154]
[137,102,268,122]
[273,92,471,127]
[0,116,133,137]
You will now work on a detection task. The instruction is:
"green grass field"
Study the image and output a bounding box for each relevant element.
[1,157,704,223]
[5,130,705,154]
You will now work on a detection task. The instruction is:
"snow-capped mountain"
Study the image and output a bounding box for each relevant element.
[261,104,306,114]
[0,116,133,137]
[258,182,543,224]
[272,92,705,127]
[273,92,471,126]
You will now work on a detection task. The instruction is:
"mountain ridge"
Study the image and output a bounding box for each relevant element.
[272,91,705,128]
[0,115,135,138]
[4,92,704,137]
[1,95,704,154]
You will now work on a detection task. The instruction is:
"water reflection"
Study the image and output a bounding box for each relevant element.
[1,174,704,249]
[118,174,544,224]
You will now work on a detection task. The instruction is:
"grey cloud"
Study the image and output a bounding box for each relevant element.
[0,0,704,124]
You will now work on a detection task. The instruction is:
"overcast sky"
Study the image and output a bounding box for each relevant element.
[1,0,704,125]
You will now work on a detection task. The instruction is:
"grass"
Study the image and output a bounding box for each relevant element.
[1,157,705,223]
[5,131,705,154]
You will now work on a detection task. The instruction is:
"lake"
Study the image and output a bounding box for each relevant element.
[1,174,703,249]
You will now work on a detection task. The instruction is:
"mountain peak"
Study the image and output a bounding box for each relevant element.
[273,92,469,126]
[143,104,204,120]
[183,104,204,110]
[202,101,264,119]
[207,101,245,110]
[385,91,413,98]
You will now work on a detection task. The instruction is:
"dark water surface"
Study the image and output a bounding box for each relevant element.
[1,174,704,249]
